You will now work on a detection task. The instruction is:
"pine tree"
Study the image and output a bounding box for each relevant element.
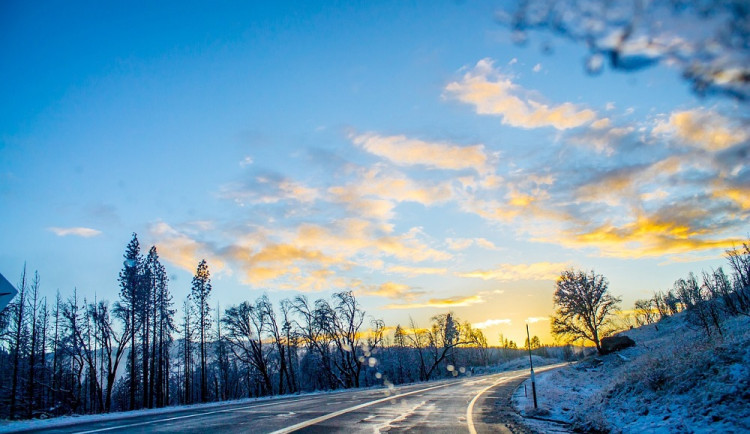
[149,247,174,408]
[118,233,143,410]
[190,260,212,403]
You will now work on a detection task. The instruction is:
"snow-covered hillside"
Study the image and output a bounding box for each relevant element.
[514,313,750,432]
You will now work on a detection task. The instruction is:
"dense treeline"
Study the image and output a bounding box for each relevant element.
[630,242,750,336]
[0,233,558,420]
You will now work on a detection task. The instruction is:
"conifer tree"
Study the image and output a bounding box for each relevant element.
[118,233,143,410]
[190,260,212,403]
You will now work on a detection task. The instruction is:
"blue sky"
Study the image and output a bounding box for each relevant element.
[2,1,747,344]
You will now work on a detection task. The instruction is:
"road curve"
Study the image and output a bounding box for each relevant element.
[8,365,564,434]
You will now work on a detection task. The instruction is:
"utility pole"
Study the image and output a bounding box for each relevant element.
[526,324,538,409]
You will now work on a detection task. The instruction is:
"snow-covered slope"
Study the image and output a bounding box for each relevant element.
[514,313,750,432]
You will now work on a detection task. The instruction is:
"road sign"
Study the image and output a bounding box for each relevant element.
[0,272,19,312]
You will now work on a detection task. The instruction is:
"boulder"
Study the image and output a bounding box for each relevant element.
[600,335,635,354]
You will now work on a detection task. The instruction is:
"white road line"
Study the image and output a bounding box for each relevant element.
[72,397,316,434]
[466,373,524,434]
[269,381,461,434]
[466,363,569,434]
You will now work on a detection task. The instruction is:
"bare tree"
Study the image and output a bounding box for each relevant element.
[291,295,337,390]
[94,300,130,412]
[326,291,366,388]
[258,295,290,395]
[9,265,28,419]
[222,301,273,395]
[633,299,657,326]
[551,269,621,354]
[279,299,299,393]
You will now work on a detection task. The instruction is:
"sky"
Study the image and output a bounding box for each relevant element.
[1,0,748,345]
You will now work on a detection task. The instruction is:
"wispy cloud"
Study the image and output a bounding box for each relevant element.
[384,294,484,309]
[553,213,742,258]
[473,318,512,329]
[446,237,499,251]
[457,262,568,281]
[149,222,227,274]
[351,132,490,173]
[386,265,447,277]
[151,216,452,290]
[328,165,454,221]
[362,282,425,300]
[444,58,597,130]
[526,317,549,324]
[653,108,747,151]
[48,227,102,238]
[219,174,318,206]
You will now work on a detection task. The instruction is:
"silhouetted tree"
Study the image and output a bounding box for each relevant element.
[8,264,28,419]
[190,260,212,403]
[551,269,621,354]
[118,234,143,410]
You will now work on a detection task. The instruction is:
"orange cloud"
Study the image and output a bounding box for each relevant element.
[445,58,597,130]
[328,166,454,220]
[384,294,484,309]
[149,222,227,274]
[351,132,490,173]
[457,262,569,281]
[653,108,747,151]
[555,214,742,258]
[362,282,425,300]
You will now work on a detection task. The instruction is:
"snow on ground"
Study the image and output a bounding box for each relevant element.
[514,313,750,433]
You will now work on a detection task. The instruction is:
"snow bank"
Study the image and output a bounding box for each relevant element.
[513,313,750,433]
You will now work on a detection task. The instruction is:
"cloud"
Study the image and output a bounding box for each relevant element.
[149,222,227,274]
[166,218,454,289]
[219,174,319,206]
[526,317,549,324]
[351,132,490,173]
[653,108,747,151]
[224,241,348,287]
[446,237,499,251]
[568,124,635,155]
[473,318,512,329]
[328,165,454,220]
[293,219,452,264]
[386,265,447,277]
[444,58,597,130]
[553,211,743,258]
[457,262,568,281]
[712,179,750,210]
[363,282,425,300]
[48,227,102,238]
[328,187,397,221]
[384,294,484,309]
[532,63,542,72]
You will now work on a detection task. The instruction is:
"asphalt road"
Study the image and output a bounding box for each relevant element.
[11,365,564,434]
